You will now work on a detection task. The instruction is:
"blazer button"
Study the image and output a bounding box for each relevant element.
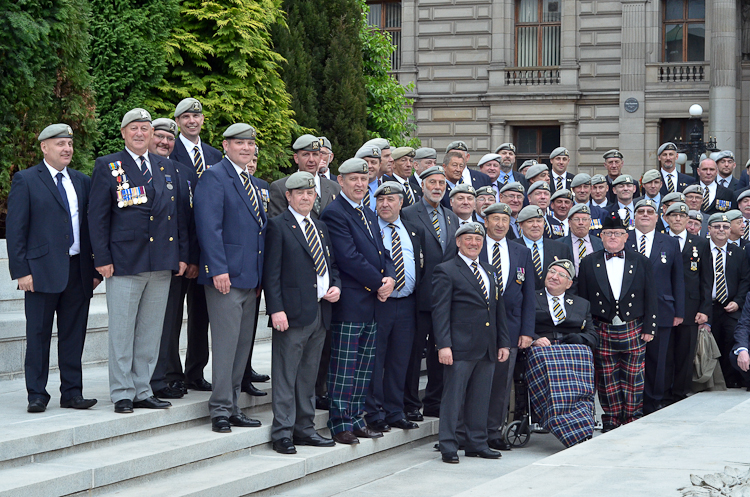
[626,312,630,316]
[168,216,171,220]
[150,216,154,221]
[258,250,261,254]
[599,301,602,305]
[596,292,600,296]
[259,232,262,236]
[632,294,635,298]
[171,196,175,201]
[150,237,154,242]
[169,237,173,242]
[629,303,632,307]
[381,269,384,274]
[486,322,490,326]
[313,284,317,288]
[379,251,382,255]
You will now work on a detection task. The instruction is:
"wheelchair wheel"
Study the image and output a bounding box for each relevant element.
[504,419,531,448]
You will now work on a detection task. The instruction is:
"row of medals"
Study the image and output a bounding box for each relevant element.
[109,162,148,208]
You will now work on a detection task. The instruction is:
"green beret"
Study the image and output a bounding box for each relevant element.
[641,169,661,184]
[611,174,634,186]
[548,259,574,279]
[714,150,735,162]
[527,181,550,195]
[590,174,607,185]
[635,198,657,212]
[657,142,678,155]
[293,134,320,151]
[338,158,369,175]
[571,173,591,188]
[285,171,316,190]
[445,140,468,153]
[392,147,415,160]
[493,143,516,154]
[365,138,390,151]
[603,149,624,160]
[38,123,73,142]
[688,210,703,221]
[318,136,332,150]
[550,189,573,202]
[477,154,502,167]
[567,203,591,219]
[683,184,704,196]
[152,118,178,136]
[550,147,569,160]
[223,123,256,140]
[420,165,445,180]
[661,192,686,205]
[174,98,202,118]
[525,163,548,180]
[517,205,545,223]
[356,144,381,159]
[455,222,485,238]
[121,108,152,129]
[726,209,743,222]
[519,159,538,172]
[738,190,750,203]
[475,185,495,197]
[665,202,689,216]
[449,184,477,198]
[708,212,733,225]
[375,181,404,197]
[483,203,512,217]
[414,148,437,160]
[500,182,525,195]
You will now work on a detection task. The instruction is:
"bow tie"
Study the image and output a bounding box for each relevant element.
[605,250,625,260]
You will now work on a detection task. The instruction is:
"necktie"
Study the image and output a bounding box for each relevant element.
[303,219,327,277]
[355,206,372,237]
[715,247,728,304]
[552,296,565,323]
[532,242,542,277]
[720,178,727,188]
[492,242,503,289]
[363,189,371,208]
[605,250,625,260]
[744,221,749,241]
[623,207,631,229]
[193,146,205,177]
[555,176,563,191]
[639,234,647,256]
[240,171,263,226]
[403,182,415,205]
[431,209,441,238]
[55,173,74,248]
[667,174,675,193]
[500,174,508,185]
[139,156,152,183]
[673,234,682,251]
[313,194,321,215]
[457,177,464,185]
[577,238,586,261]
[702,187,710,212]
[388,223,405,290]
[471,261,489,303]
[544,219,552,238]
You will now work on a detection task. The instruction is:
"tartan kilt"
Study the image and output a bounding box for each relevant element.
[526,344,596,448]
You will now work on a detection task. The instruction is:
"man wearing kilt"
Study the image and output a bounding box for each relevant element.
[578,210,658,433]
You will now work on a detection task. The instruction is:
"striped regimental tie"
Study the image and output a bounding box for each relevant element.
[702,187,710,212]
[492,242,503,287]
[639,234,647,256]
[303,219,327,277]
[471,261,489,303]
[552,296,565,323]
[193,146,205,177]
[532,241,542,278]
[715,247,728,304]
[666,174,675,193]
[431,209,441,238]
[577,238,587,261]
[388,223,405,290]
[240,171,263,226]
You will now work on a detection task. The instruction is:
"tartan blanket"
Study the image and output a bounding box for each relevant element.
[526,344,595,448]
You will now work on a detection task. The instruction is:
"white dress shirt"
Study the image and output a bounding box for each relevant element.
[551,171,567,190]
[289,206,329,299]
[392,172,416,200]
[125,147,151,174]
[634,228,655,258]
[671,229,687,252]
[459,252,490,297]
[179,133,205,168]
[661,169,677,191]
[545,289,567,325]
[592,198,608,209]
[44,160,80,256]
[227,157,248,180]
[486,236,510,292]
[701,181,717,205]
[605,252,625,300]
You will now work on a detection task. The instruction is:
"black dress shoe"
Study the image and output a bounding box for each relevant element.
[488,439,512,451]
[212,416,231,433]
[273,437,296,454]
[114,399,133,414]
[154,386,184,399]
[332,431,360,444]
[294,432,336,447]
[315,395,330,411]
[170,380,188,395]
[405,410,423,422]
[423,409,440,418]
[368,419,391,432]
[389,418,419,430]
[60,396,97,409]
[241,383,268,396]
[250,369,270,383]
[353,426,383,438]
[27,399,46,413]
[133,396,171,409]
[185,378,212,391]
[601,422,618,433]
[228,413,261,427]
[465,448,502,459]
[442,452,459,464]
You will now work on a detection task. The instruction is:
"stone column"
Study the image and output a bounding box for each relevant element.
[710,0,737,153]
[560,121,578,171]
[399,0,418,89]
[619,0,647,173]
[490,119,507,151]
[488,0,512,89]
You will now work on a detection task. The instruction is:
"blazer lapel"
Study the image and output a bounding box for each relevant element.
[418,202,441,243]
[37,163,67,211]
[593,251,614,302]
[456,257,485,302]
[346,200,377,245]
[150,155,166,203]
[120,151,145,187]
[224,160,255,215]
[71,172,85,223]
[287,211,314,260]
[620,251,637,296]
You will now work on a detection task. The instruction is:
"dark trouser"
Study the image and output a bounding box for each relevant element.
[403,311,442,416]
[241,292,263,384]
[24,255,89,404]
[487,347,518,440]
[644,326,672,414]
[711,303,743,386]
[315,327,333,398]
[439,358,494,454]
[667,323,699,400]
[184,279,210,383]
[365,295,416,424]
[151,275,189,392]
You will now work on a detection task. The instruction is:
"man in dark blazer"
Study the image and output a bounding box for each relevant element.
[441,151,492,210]
[604,174,638,230]
[561,204,604,277]
[400,165,460,420]
[432,222,510,463]
[706,212,750,388]
[549,147,575,193]
[263,172,339,454]
[578,210,658,432]
[697,158,736,215]
[382,147,419,207]
[170,98,222,393]
[319,158,396,444]
[89,109,188,414]
[365,182,424,433]
[714,151,741,192]
[317,136,336,181]
[7,124,100,413]
[194,123,266,432]
[410,147,438,200]
[479,202,535,451]
[513,205,575,292]
[604,150,641,204]
[661,202,712,401]
[626,199,684,415]
[657,142,694,196]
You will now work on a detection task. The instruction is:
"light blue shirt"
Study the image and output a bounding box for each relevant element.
[378,216,416,298]
[497,171,517,185]
[510,217,520,238]
[340,191,373,237]
[522,235,544,263]
[367,179,379,212]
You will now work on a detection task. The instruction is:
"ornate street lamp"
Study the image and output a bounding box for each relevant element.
[674,104,718,179]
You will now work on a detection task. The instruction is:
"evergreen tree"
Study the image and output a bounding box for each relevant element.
[151,0,297,180]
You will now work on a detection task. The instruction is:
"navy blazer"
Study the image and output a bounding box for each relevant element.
[7,162,98,296]
[320,194,395,323]
[659,171,695,196]
[550,171,574,192]
[626,231,685,327]
[89,150,187,276]
[512,237,575,292]
[441,170,493,209]
[479,238,535,344]
[171,136,223,171]
[172,159,200,265]
[251,174,270,214]
[194,157,266,289]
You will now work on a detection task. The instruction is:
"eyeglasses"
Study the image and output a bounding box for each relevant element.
[709,225,730,231]
[547,269,572,281]
[601,231,627,238]
[154,134,175,143]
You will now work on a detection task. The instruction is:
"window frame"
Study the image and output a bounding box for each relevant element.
[662,0,705,63]
[514,0,562,68]
[366,0,402,71]
[513,125,561,168]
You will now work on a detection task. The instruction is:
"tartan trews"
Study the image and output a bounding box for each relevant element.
[327,321,377,434]
[594,319,646,427]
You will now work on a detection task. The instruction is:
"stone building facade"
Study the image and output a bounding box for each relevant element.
[370,0,750,178]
